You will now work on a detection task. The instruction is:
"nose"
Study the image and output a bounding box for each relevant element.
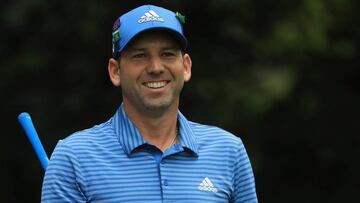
[146,56,164,75]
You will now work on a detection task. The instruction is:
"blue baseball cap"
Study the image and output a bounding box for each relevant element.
[112,5,187,58]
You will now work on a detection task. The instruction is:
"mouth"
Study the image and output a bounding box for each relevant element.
[142,80,169,89]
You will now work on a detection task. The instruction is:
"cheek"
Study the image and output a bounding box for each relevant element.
[120,67,140,79]
[120,70,146,90]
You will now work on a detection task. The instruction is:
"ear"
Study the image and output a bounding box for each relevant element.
[183,53,192,82]
[108,58,121,87]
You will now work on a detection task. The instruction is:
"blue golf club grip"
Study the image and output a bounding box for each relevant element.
[18,112,49,170]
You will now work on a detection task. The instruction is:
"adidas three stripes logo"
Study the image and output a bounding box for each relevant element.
[198,177,218,193]
[138,10,164,23]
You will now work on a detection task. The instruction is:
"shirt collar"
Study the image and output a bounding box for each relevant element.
[177,111,199,155]
[111,104,199,157]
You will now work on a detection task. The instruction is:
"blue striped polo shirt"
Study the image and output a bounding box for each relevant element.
[41,104,258,203]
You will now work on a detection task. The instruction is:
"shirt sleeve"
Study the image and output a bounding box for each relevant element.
[41,140,87,203]
[232,140,258,203]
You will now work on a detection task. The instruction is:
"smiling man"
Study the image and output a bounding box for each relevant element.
[41,5,258,203]
[108,30,191,152]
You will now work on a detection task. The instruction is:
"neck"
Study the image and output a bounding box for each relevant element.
[123,101,179,152]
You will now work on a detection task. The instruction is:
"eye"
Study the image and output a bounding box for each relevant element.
[132,52,146,59]
[161,51,176,57]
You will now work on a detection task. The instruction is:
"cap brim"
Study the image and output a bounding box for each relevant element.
[121,27,187,53]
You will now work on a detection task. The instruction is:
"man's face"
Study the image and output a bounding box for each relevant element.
[117,31,192,113]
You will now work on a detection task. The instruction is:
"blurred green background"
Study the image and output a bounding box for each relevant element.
[1,0,359,202]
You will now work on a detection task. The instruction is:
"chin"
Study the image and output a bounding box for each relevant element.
[142,98,176,112]
[143,102,171,111]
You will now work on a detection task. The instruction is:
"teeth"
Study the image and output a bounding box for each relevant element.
[145,81,167,89]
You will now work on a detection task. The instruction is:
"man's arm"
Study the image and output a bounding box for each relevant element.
[41,140,87,203]
[233,140,258,203]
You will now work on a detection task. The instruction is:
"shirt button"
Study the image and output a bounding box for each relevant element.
[162,179,168,186]
[160,160,165,165]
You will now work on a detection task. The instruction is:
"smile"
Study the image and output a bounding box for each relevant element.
[143,81,169,89]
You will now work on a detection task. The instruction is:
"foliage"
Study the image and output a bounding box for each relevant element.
[1,0,359,202]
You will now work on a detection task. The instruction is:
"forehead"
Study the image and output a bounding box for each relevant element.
[124,30,181,51]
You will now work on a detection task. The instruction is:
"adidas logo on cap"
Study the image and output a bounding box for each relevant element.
[138,10,164,23]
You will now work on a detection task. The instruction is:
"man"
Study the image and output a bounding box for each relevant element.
[41,5,258,203]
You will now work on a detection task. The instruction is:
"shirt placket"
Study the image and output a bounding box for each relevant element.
[156,144,183,202]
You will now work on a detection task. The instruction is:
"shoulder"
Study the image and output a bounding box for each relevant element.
[57,119,116,150]
[188,121,244,149]
[49,118,122,169]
